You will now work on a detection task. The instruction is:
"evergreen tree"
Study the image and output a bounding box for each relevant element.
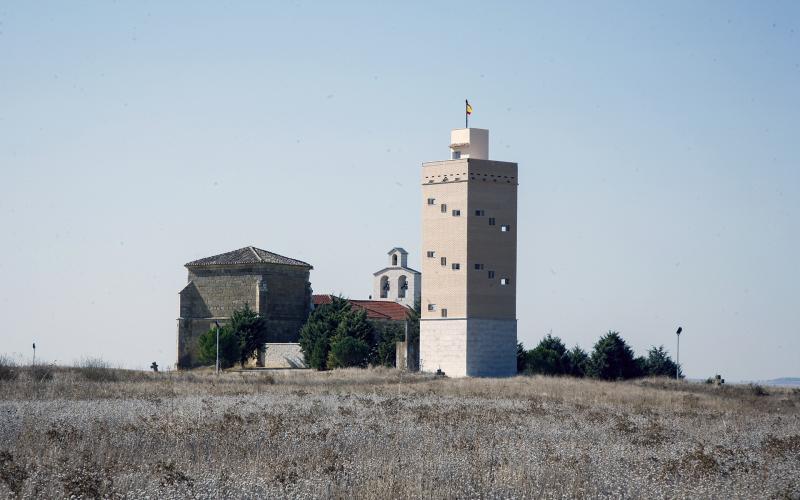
[588,331,643,380]
[516,342,527,373]
[229,304,269,368]
[526,334,569,375]
[643,345,682,378]
[327,336,371,369]
[298,296,351,370]
[565,345,589,377]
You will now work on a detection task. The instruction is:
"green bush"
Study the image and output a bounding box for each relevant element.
[327,336,371,369]
[198,325,240,369]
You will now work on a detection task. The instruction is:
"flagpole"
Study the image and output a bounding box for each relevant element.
[465,99,468,129]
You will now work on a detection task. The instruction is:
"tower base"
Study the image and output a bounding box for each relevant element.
[420,318,517,378]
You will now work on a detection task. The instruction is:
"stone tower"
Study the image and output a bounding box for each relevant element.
[419,128,518,377]
[372,247,421,308]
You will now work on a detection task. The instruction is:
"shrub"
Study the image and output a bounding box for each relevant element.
[28,364,54,382]
[198,325,240,369]
[0,355,18,381]
[76,357,118,382]
[328,336,371,369]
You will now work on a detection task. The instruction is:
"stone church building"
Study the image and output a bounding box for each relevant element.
[176,246,312,368]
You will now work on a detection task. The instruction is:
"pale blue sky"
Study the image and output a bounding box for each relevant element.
[1,1,797,380]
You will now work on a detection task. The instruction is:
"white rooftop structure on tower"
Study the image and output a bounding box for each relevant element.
[449,128,489,160]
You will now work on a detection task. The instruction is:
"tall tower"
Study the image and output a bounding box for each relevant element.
[420,128,518,377]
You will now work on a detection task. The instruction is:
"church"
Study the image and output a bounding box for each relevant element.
[176,246,420,369]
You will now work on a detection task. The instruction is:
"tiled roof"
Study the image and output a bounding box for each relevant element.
[186,246,312,268]
[312,294,410,321]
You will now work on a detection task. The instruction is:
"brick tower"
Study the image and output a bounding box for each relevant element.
[419,128,518,377]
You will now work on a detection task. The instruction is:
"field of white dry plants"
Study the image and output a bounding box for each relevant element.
[1,365,799,499]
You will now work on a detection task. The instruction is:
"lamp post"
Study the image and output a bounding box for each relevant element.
[214,321,221,375]
[676,326,683,380]
[32,342,36,366]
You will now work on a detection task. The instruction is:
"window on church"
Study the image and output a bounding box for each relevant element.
[475,209,485,216]
[426,251,435,258]
[489,218,496,226]
[488,271,495,279]
[452,151,461,159]
[474,263,484,270]
[501,224,511,232]
[427,198,436,205]
[451,263,460,270]
[380,276,389,298]
[500,278,510,285]
[452,209,461,217]
[440,257,446,266]
[441,204,447,213]
[428,303,437,311]
[441,308,448,318]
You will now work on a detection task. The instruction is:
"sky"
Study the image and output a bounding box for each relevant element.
[1,1,798,381]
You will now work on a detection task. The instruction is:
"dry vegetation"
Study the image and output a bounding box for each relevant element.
[1,362,799,499]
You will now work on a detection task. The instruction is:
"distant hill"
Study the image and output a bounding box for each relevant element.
[759,377,800,388]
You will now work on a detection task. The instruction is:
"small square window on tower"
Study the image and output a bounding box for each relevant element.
[488,271,495,279]
[441,308,448,318]
[440,257,447,266]
[489,218,496,226]
[501,224,511,232]
[426,251,435,258]
[500,278,510,285]
[428,303,437,311]
[451,263,460,270]
[452,209,461,217]
[441,204,447,213]
[452,151,461,159]
[474,263,484,270]
[427,198,436,205]
[475,209,485,216]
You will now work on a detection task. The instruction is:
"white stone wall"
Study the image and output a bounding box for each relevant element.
[466,319,517,377]
[420,319,467,377]
[421,319,516,378]
[262,343,306,369]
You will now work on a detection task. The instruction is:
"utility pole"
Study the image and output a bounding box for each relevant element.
[214,321,221,375]
[676,326,683,380]
[32,342,36,366]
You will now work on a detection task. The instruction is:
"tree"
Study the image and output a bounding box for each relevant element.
[298,296,351,370]
[588,331,643,380]
[565,346,589,377]
[197,325,240,369]
[298,296,381,371]
[526,334,569,375]
[643,345,682,378]
[229,305,269,368]
[516,342,527,373]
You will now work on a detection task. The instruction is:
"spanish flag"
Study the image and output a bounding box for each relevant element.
[466,100,473,115]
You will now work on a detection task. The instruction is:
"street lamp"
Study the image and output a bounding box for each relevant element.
[676,326,683,380]
[32,342,36,366]
[214,321,221,375]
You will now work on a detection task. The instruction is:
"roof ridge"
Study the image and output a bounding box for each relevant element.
[248,246,262,262]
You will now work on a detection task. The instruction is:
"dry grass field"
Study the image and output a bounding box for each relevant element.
[1,364,799,499]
